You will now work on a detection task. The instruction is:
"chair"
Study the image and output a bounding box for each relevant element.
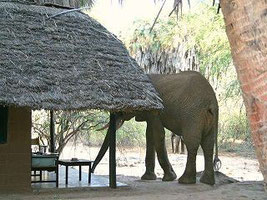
[31,137,59,187]
[31,153,59,187]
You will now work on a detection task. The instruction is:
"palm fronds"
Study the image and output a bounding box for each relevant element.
[80,0,95,8]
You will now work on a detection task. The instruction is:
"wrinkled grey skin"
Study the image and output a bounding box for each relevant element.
[92,71,219,185]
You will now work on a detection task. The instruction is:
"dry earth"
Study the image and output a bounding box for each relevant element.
[1,145,266,200]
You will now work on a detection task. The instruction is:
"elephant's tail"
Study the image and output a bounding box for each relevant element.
[213,107,221,171]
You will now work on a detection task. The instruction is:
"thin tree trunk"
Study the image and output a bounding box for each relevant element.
[220,0,267,189]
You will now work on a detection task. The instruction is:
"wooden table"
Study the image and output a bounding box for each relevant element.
[57,159,93,185]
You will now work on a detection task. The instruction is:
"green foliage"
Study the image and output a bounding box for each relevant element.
[125,3,232,80]
[125,18,184,55]
[85,119,146,148]
[186,6,232,77]
[218,111,253,154]
[219,113,250,142]
[80,0,95,7]
[116,119,146,147]
[224,79,242,99]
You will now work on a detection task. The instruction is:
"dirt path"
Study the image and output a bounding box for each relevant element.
[77,146,263,183]
[1,145,265,200]
[1,177,265,200]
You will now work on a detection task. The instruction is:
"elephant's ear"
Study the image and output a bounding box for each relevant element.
[96,119,124,131]
[135,110,160,122]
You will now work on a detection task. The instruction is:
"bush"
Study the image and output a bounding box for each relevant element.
[116,119,146,148]
[84,118,146,148]
[218,112,253,152]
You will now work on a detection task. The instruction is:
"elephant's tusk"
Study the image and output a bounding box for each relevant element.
[117,120,124,129]
[96,123,110,131]
[96,120,124,131]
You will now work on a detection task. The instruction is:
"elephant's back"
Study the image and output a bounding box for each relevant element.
[148,71,216,101]
[148,72,218,129]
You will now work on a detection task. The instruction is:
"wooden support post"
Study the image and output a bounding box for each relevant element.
[50,110,55,153]
[109,113,117,188]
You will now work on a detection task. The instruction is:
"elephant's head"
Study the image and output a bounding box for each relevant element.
[91,110,160,172]
[98,110,156,131]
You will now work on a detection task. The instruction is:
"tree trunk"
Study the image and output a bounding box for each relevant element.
[220,0,267,189]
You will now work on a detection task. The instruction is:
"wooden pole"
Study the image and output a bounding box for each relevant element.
[109,113,117,188]
[50,110,55,153]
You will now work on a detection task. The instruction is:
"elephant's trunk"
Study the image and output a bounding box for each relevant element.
[91,119,124,173]
[91,128,110,173]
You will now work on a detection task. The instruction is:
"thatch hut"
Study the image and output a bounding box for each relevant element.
[0,1,163,192]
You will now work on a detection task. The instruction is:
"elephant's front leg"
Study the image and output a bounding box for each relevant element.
[150,118,177,181]
[141,122,157,180]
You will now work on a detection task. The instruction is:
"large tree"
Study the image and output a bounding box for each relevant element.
[220,0,267,188]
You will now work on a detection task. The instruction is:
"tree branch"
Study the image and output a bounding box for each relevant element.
[46,7,91,20]
[150,0,167,33]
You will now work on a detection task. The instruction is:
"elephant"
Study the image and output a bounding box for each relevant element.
[171,133,186,154]
[92,71,221,185]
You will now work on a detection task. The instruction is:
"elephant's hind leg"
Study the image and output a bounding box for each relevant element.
[200,132,215,185]
[141,123,157,180]
[178,126,201,184]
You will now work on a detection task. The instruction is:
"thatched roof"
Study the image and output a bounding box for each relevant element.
[0,1,163,112]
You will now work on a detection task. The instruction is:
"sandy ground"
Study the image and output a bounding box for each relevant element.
[60,144,263,183]
[1,144,266,200]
